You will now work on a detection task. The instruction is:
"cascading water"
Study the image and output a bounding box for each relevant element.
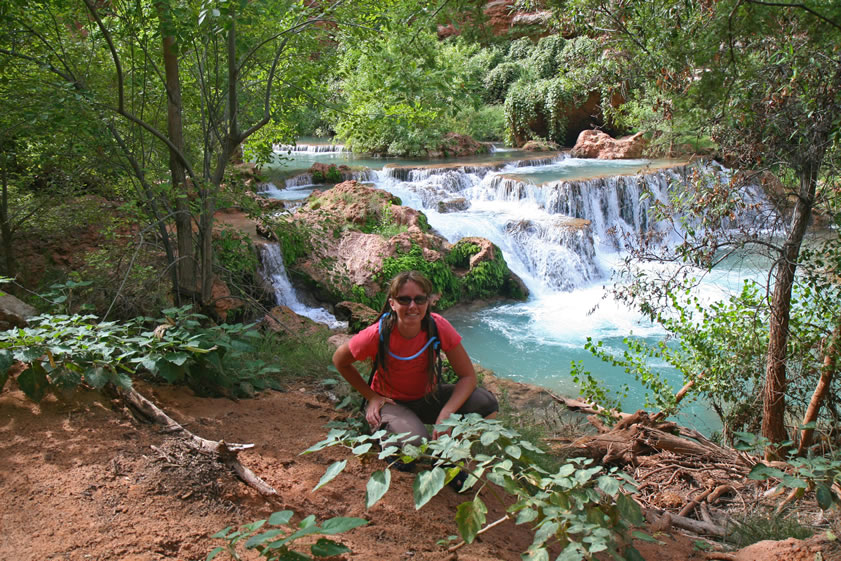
[372,157,775,431]
[259,243,345,329]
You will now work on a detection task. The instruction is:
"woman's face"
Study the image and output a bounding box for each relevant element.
[389,279,429,331]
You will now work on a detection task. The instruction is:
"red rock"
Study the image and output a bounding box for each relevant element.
[571,130,648,159]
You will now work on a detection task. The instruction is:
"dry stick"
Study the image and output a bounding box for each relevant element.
[447,515,511,553]
[678,487,714,518]
[118,386,281,500]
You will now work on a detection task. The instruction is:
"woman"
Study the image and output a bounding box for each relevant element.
[332,270,498,446]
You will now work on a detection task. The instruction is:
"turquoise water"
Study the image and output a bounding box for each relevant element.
[263,141,772,434]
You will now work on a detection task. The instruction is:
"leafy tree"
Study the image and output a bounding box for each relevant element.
[331,9,480,156]
[0,0,386,311]
[561,0,841,454]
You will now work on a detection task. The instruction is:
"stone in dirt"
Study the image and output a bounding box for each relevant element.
[0,293,38,330]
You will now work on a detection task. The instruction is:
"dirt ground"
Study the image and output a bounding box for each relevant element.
[0,375,835,561]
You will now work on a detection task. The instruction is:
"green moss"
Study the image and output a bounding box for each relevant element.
[379,244,461,309]
[445,240,481,269]
[273,221,313,268]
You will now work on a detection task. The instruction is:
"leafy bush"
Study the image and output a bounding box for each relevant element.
[482,62,522,104]
[208,510,367,561]
[0,308,285,400]
[448,105,507,142]
[304,414,649,560]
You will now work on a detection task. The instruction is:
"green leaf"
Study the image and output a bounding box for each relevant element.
[480,430,499,446]
[319,517,368,535]
[413,467,446,509]
[206,546,224,561]
[245,529,283,548]
[313,460,347,491]
[18,363,50,402]
[523,546,550,561]
[352,442,372,455]
[455,496,487,544]
[154,359,184,383]
[748,463,787,481]
[631,530,663,544]
[366,469,391,509]
[598,475,620,496]
[504,444,522,459]
[781,474,808,489]
[84,366,108,389]
[274,551,310,560]
[816,485,834,510]
[616,493,644,526]
[310,537,350,557]
[623,545,646,561]
[268,510,295,526]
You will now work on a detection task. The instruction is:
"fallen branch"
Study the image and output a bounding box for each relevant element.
[118,385,280,500]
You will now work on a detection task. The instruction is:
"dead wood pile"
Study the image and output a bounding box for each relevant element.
[551,397,765,538]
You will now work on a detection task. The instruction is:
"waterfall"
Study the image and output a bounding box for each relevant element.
[259,243,345,328]
[375,160,773,294]
[273,143,346,154]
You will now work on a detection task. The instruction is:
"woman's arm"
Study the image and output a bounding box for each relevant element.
[332,342,394,427]
[433,342,477,437]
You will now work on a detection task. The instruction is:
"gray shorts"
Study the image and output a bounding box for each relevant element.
[378,384,498,445]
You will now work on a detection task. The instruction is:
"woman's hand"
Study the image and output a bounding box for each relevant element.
[432,409,454,439]
[365,394,395,428]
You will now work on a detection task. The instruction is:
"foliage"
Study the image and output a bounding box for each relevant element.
[571,266,838,441]
[379,244,461,309]
[208,509,367,561]
[725,510,814,548]
[331,10,480,156]
[737,431,841,513]
[310,165,343,184]
[503,36,625,145]
[0,308,284,400]
[446,105,508,142]
[214,226,260,288]
[303,414,648,560]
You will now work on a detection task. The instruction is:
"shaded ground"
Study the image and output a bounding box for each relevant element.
[0,375,835,561]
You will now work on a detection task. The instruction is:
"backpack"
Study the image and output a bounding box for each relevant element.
[361,313,443,409]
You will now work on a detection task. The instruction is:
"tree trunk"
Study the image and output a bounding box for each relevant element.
[797,322,841,455]
[0,152,15,278]
[160,24,195,296]
[762,166,818,455]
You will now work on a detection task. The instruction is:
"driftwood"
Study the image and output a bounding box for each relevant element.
[563,410,745,467]
[118,386,281,501]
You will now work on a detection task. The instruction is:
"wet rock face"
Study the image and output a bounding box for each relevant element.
[272,180,526,309]
[571,130,648,160]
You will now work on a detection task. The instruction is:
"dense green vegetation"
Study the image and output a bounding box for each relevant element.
[2,0,841,557]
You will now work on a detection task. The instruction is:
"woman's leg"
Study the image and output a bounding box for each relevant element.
[378,401,430,446]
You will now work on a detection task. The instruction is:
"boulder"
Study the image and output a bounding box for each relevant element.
[0,293,38,331]
[334,301,380,334]
[262,306,323,337]
[438,198,470,213]
[210,277,242,322]
[522,139,561,152]
[428,133,489,158]
[571,130,648,159]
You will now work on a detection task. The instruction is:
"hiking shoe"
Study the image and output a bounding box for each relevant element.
[386,455,416,473]
[447,470,468,492]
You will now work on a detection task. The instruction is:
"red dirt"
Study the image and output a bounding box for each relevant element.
[0,376,835,561]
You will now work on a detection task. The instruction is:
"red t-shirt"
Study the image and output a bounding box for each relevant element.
[348,313,462,401]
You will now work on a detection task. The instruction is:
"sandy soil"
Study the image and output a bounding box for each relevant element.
[0,375,835,561]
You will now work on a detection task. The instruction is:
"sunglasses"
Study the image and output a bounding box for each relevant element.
[393,295,429,306]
